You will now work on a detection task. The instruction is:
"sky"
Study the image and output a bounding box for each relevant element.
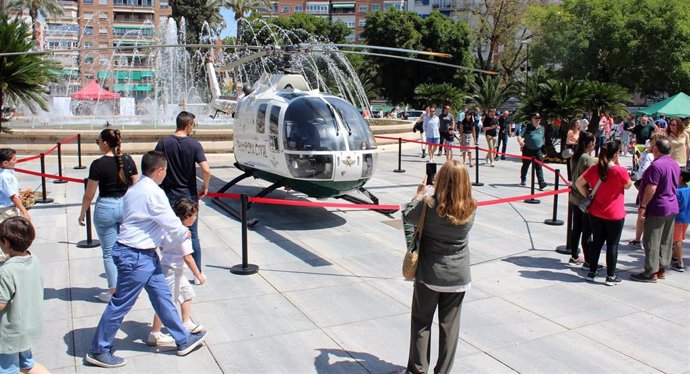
[220,8,237,38]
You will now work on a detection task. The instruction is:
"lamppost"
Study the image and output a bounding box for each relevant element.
[521,40,531,96]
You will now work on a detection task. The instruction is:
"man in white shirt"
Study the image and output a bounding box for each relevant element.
[85,151,208,368]
[423,107,441,162]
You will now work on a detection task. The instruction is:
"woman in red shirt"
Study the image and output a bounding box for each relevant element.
[575,141,633,285]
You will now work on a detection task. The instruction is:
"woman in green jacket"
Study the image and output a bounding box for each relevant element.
[403,160,476,374]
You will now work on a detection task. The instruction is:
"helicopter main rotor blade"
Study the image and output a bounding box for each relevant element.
[328,50,498,75]
[329,44,452,59]
[219,50,275,71]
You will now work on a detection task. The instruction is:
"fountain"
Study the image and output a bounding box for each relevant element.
[6,18,371,130]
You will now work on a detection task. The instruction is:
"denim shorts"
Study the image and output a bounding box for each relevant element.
[426,137,440,144]
[0,349,35,374]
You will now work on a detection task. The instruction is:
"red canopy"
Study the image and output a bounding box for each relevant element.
[71,80,120,100]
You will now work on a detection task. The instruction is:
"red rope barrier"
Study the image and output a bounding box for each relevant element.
[14,167,85,184]
[16,134,81,163]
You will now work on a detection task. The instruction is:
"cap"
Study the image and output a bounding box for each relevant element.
[531,112,541,119]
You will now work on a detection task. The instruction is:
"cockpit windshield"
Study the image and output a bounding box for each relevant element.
[283,97,346,151]
[326,97,377,150]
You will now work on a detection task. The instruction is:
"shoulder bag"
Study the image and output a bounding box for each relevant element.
[578,179,602,213]
[402,199,429,280]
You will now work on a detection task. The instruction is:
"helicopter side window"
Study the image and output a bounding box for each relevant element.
[283,97,345,151]
[269,105,280,152]
[256,103,267,134]
[327,98,377,150]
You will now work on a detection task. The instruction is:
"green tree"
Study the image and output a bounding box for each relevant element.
[223,0,272,41]
[583,80,630,133]
[414,83,466,109]
[6,0,64,43]
[170,0,225,45]
[266,13,350,44]
[0,13,61,132]
[456,0,544,77]
[528,0,690,96]
[362,9,474,105]
[471,75,514,111]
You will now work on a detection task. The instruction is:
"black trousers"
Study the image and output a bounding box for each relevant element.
[407,282,466,374]
[520,147,545,185]
[588,215,624,276]
[570,204,592,260]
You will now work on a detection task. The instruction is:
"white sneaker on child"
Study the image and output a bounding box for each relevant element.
[97,291,112,303]
[146,332,175,346]
[184,320,204,333]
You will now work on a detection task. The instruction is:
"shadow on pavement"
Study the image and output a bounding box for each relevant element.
[314,348,403,374]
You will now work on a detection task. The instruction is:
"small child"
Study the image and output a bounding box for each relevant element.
[0,148,31,222]
[0,217,48,374]
[672,168,690,272]
[147,198,206,345]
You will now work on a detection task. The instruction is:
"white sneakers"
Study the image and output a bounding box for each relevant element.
[184,320,204,333]
[146,332,175,346]
[97,291,112,303]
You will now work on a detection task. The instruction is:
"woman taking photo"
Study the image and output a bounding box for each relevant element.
[575,141,633,286]
[403,160,476,374]
[78,129,138,302]
[568,132,596,267]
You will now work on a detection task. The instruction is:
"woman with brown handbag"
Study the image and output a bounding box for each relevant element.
[402,160,476,374]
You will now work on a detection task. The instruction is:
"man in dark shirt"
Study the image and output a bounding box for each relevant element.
[482,109,499,166]
[517,113,547,190]
[437,105,455,157]
[632,114,657,145]
[496,110,513,160]
[155,111,212,278]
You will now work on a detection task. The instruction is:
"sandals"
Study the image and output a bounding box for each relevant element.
[628,240,641,247]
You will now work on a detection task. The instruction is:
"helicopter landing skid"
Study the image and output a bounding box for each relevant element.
[211,171,259,227]
[336,187,399,216]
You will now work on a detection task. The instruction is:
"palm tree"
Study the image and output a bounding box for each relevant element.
[414,83,466,109]
[582,81,630,133]
[6,0,64,45]
[0,13,61,132]
[223,0,273,42]
[471,75,514,112]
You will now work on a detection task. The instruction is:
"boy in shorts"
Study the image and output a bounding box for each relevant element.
[0,148,30,223]
[147,198,206,345]
[672,168,690,272]
[0,217,48,374]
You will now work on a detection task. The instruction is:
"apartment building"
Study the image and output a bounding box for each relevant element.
[45,0,171,98]
[260,0,405,42]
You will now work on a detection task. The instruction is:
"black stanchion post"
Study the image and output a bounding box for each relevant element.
[35,153,54,204]
[74,133,86,170]
[545,169,564,225]
[393,137,405,173]
[471,145,484,186]
[524,157,540,204]
[54,143,68,184]
[77,178,101,248]
[230,194,259,275]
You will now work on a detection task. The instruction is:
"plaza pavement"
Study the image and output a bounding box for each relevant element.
[14,137,689,373]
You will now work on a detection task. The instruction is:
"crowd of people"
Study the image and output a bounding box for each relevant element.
[0,104,688,373]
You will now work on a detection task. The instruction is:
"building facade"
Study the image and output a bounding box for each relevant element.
[44,0,171,98]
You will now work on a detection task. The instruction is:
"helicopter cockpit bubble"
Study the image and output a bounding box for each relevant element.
[326,97,377,150]
[283,97,346,152]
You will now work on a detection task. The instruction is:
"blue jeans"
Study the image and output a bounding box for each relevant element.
[93,197,123,289]
[90,243,190,354]
[167,194,201,272]
[0,349,35,374]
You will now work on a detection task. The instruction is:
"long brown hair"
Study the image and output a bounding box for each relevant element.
[432,160,476,224]
[99,129,126,185]
[597,140,620,181]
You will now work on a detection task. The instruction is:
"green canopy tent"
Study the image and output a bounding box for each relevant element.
[638,92,690,118]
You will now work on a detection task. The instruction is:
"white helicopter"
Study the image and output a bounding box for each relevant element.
[202,44,496,223]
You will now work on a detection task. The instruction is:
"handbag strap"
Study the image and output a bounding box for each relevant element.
[589,178,603,198]
[415,198,429,237]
